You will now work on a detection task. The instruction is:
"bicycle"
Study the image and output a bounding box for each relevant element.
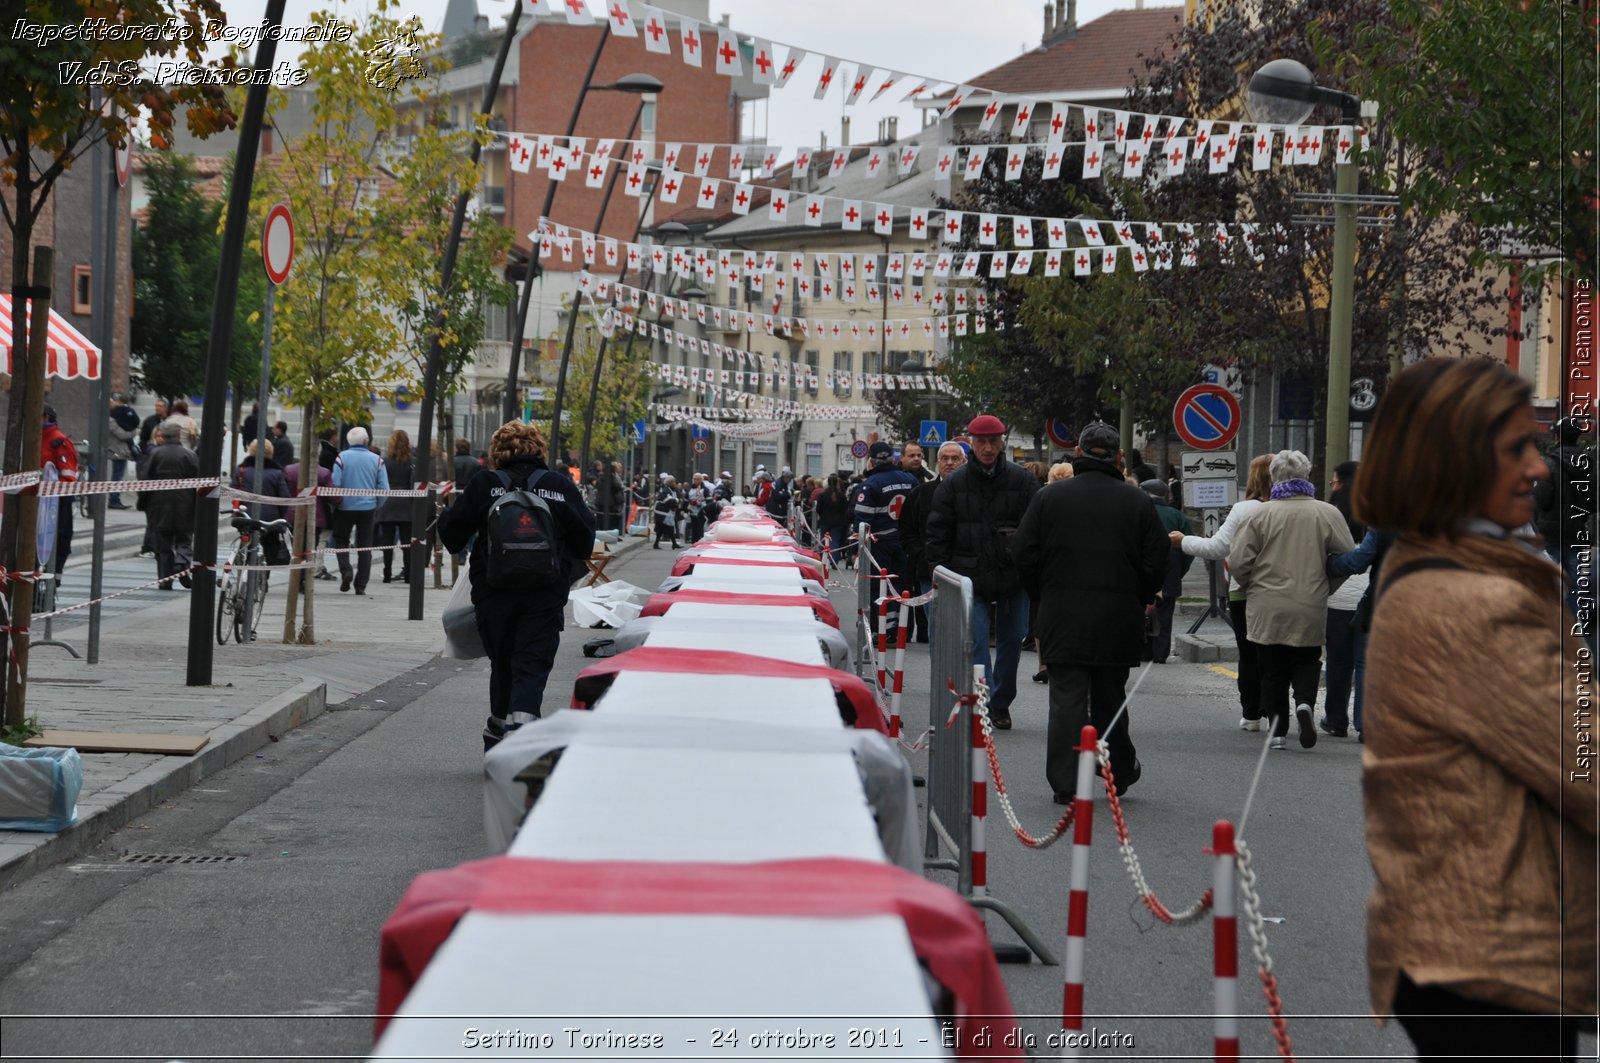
[217,502,291,645]
[74,439,96,521]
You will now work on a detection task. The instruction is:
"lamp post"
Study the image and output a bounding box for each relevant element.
[1247,58,1362,496]
[502,65,663,423]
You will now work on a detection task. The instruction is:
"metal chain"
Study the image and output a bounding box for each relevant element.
[971,674,1076,848]
[1097,741,1214,926]
[1236,840,1297,1060]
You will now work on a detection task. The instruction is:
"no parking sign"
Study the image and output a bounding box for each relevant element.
[1172,383,1240,451]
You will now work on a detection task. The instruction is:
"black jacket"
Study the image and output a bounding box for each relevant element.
[1010,458,1169,667]
[376,458,415,523]
[925,457,1038,601]
[141,442,201,532]
[900,475,942,584]
[437,457,595,606]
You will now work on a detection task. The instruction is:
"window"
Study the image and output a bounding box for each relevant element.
[805,442,823,477]
[862,350,883,397]
[832,350,853,397]
[640,99,657,135]
[482,291,510,341]
[71,265,92,315]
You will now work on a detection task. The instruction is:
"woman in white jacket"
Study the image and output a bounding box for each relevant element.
[1171,454,1272,730]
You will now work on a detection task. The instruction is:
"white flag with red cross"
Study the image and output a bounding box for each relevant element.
[584,154,608,187]
[975,213,999,246]
[1082,107,1101,143]
[775,47,805,87]
[1251,126,1273,171]
[1043,218,1068,248]
[657,168,683,202]
[768,189,790,221]
[688,144,713,177]
[508,134,533,173]
[660,142,682,171]
[902,77,934,102]
[1190,120,1214,161]
[1041,144,1064,179]
[942,211,963,244]
[896,143,920,176]
[908,207,929,240]
[604,238,619,267]
[1281,126,1300,166]
[670,19,697,64]
[841,200,863,232]
[750,38,777,85]
[814,57,839,99]
[1011,251,1034,275]
[714,28,741,75]
[1128,243,1149,272]
[870,71,900,101]
[1082,141,1104,178]
[1121,141,1146,178]
[1073,248,1092,276]
[1101,246,1118,273]
[963,145,987,181]
[1012,216,1033,247]
[865,147,886,179]
[791,146,812,175]
[1111,110,1130,152]
[845,65,873,105]
[1005,144,1026,181]
[828,147,850,179]
[933,145,957,183]
[547,150,569,181]
[1011,98,1035,138]
[1334,125,1355,164]
[1046,102,1069,144]
[757,145,780,178]
[560,0,594,24]
[977,95,1004,133]
[1165,136,1188,176]
[872,203,893,235]
[604,0,636,34]
[802,194,824,227]
[941,85,975,120]
[730,182,753,214]
[1300,127,1325,165]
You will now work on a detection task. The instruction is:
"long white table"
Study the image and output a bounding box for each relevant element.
[642,628,826,666]
[593,671,843,729]
[373,911,946,1060]
[509,744,884,862]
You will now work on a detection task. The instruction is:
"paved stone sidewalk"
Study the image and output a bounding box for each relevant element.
[0,533,646,890]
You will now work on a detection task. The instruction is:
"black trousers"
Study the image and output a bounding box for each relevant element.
[474,594,563,749]
[331,509,376,590]
[1046,665,1135,796]
[154,529,193,585]
[374,520,412,578]
[1229,598,1263,721]
[1148,596,1178,662]
[1393,972,1582,1062]
[1257,642,1322,737]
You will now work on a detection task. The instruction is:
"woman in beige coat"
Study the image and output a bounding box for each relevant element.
[1229,450,1355,749]
[1356,357,1595,1060]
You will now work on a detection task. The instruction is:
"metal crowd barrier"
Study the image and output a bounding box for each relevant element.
[924,564,1056,965]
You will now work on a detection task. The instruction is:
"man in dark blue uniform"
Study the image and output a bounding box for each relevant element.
[853,440,919,637]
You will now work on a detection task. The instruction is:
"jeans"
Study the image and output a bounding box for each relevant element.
[970,589,1030,714]
[1351,628,1369,733]
[1046,665,1135,796]
[1257,643,1322,738]
[331,508,376,590]
[110,458,129,505]
[474,593,563,749]
[1148,596,1178,662]
[1323,608,1358,730]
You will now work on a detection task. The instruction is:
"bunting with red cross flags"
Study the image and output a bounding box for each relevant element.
[714,28,741,75]
[963,145,986,180]
[845,65,873,105]
[775,46,805,86]
[814,56,839,99]
[730,182,753,214]
[750,38,777,85]
[1005,144,1026,181]
[560,0,594,24]
[896,142,919,176]
[1011,98,1033,137]
[640,6,671,52]
[1082,141,1103,178]
[768,189,789,221]
[605,0,637,34]
[679,20,703,66]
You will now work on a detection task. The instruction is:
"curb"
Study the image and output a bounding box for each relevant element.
[0,677,327,893]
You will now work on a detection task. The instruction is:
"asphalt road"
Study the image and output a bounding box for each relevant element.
[0,541,1584,1061]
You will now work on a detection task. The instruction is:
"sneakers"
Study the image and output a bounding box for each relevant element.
[989,709,1012,730]
[1269,736,1287,750]
[1295,704,1317,748]
[1239,717,1262,732]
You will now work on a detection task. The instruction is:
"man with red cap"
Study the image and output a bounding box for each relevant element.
[925,414,1038,729]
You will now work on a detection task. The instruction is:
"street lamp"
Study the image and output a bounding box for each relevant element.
[1247,58,1361,495]
[503,67,665,424]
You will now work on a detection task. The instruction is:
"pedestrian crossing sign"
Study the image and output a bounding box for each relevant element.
[920,420,947,446]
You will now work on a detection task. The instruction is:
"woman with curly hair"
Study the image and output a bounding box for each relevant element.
[439,421,595,750]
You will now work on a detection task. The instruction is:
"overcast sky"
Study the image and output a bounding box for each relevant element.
[214,0,1142,144]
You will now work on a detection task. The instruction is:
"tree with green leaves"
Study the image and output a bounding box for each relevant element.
[1,0,238,725]
[1351,0,1596,282]
[132,153,263,411]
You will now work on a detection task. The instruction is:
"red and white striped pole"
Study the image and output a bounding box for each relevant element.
[1062,724,1100,1050]
[970,665,989,896]
[875,594,891,695]
[887,593,910,738]
[1212,819,1239,1063]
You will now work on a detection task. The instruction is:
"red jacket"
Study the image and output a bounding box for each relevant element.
[42,424,78,481]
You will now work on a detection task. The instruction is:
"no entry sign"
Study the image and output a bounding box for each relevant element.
[850,440,869,460]
[262,202,295,285]
[1173,383,1241,451]
[1045,417,1075,450]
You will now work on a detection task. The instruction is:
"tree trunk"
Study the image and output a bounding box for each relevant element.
[0,154,36,725]
[282,397,318,644]
[4,246,56,727]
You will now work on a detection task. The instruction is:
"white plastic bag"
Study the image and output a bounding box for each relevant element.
[440,573,485,659]
[0,741,81,832]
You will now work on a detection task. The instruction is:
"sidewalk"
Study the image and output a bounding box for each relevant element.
[0,529,647,892]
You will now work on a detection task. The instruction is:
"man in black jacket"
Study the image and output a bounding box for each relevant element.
[901,441,965,644]
[926,415,1038,729]
[1012,422,1168,799]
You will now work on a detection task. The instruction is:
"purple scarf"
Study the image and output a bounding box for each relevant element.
[1269,478,1316,500]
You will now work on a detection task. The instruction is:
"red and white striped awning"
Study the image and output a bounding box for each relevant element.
[0,293,103,380]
